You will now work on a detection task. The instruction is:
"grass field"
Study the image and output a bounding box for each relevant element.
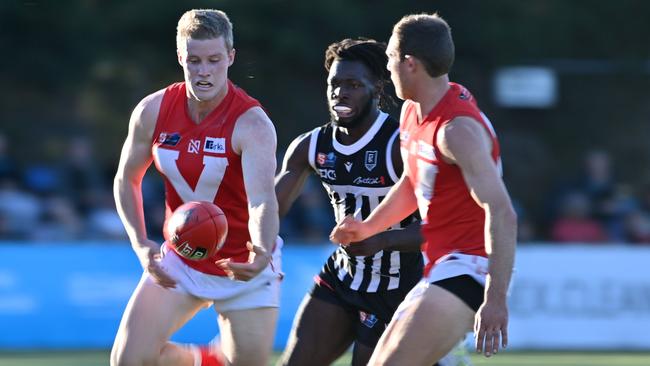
[1,351,649,366]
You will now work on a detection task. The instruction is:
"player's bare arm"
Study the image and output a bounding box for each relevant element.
[113,90,177,288]
[275,132,312,217]
[438,116,517,357]
[341,132,422,256]
[218,106,279,281]
[342,221,423,257]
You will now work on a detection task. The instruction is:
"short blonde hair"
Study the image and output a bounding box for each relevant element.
[176,9,234,52]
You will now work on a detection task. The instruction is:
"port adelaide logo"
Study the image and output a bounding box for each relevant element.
[365,150,378,171]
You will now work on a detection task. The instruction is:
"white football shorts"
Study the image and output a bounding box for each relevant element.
[145,237,283,313]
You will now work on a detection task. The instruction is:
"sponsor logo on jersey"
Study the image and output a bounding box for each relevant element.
[158,132,181,146]
[417,141,436,161]
[353,176,385,185]
[204,137,226,154]
[318,168,336,180]
[317,152,336,168]
[359,311,378,328]
[344,161,353,172]
[365,150,378,171]
[188,139,201,154]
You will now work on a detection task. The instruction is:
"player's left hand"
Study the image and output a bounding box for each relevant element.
[341,233,386,256]
[474,298,509,357]
[216,241,271,281]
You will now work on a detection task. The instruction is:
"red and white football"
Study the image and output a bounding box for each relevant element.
[164,201,228,261]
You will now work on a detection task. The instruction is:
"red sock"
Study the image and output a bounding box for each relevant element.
[199,345,224,366]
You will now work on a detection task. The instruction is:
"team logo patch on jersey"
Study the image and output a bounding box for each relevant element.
[417,141,436,161]
[359,311,378,328]
[317,152,336,168]
[204,137,226,154]
[365,150,378,171]
[158,132,181,146]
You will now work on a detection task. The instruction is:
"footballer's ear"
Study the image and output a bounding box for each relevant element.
[404,54,417,71]
[177,51,184,66]
[372,80,383,99]
[228,48,236,66]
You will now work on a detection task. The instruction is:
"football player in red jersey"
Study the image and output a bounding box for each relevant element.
[331,13,517,365]
[111,9,279,366]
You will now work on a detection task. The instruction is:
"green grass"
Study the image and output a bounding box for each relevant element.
[0,351,649,365]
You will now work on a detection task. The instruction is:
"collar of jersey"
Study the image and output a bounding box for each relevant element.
[331,111,388,156]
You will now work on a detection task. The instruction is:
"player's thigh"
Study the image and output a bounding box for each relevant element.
[218,306,278,366]
[351,310,391,366]
[369,284,475,366]
[352,341,375,366]
[280,294,356,366]
[111,276,208,366]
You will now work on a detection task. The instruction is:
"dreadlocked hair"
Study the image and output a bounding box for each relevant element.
[324,38,396,110]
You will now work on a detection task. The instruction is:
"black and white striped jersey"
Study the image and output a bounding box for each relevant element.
[308,112,422,292]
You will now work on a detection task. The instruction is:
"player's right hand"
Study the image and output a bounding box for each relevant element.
[216,241,271,281]
[134,239,177,288]
[330,216,371,245]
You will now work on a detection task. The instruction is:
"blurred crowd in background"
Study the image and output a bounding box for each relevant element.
[3,1,650,245]
[1,131,650,245]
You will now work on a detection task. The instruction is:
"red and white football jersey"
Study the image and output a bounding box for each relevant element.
[151,81,262,275]
[400,83,501,275]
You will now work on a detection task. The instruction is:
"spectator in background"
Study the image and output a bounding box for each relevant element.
[0,133,18,181]
[60,135,105,215]
[30,195,83,241]
[544,148,634,242]
[280,175,334,242]
[87,191,128,240]
[512,199,537,243]
[550,191,607,243]
[622,209,650,244]
[0,177,41,239]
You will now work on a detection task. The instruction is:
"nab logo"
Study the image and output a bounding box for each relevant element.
[204,137,226,154]
[188,139,201,154]
[318,168,336,180]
